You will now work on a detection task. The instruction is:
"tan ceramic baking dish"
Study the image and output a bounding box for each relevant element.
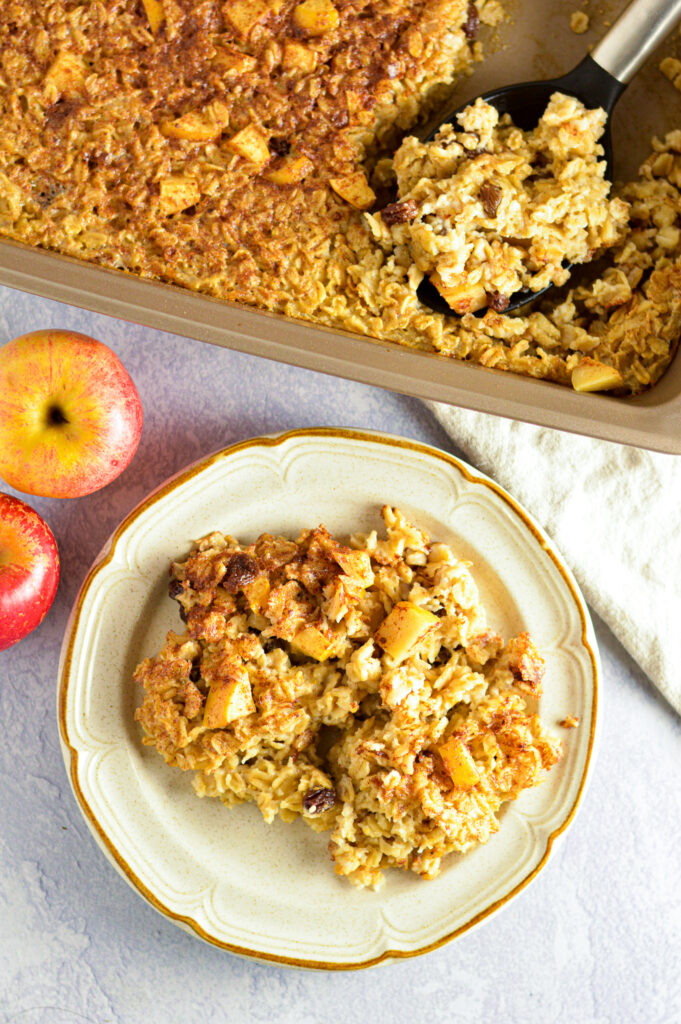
[1,0,680,453]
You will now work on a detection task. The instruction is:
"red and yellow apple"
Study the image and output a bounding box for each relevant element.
[0,492,60,651]
[0,329,143,498]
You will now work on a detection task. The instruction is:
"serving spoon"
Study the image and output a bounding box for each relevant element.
[416,0,681,317]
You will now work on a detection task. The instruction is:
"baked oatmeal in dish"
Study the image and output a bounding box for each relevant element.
[134,506,561,889]
[370,93,629,314]
[0,1,679,393]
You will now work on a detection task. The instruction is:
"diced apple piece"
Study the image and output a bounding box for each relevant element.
[266,154,313,185]
[45,51,87,98]
[374,601,439,662]
[293,0,339,34]
[571,358,623,393]
[332,547,374,587]
[161,114,218,143]
[437,736,480,789]
[329,172,376,210]
[213,46,257,75]
[223,0,271,38]
[242,575,270,614]
[203,673,255,728]
[430,271,487,315]
[225,124,270,167]
[290,625,335,661]
[161,101,230,142]
[142,0,165,34]
[159,176,200,215]
[282,41,317,74]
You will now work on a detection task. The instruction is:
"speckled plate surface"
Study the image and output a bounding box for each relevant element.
[58,428,599,970]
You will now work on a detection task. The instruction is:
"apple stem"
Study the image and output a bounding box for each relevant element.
[46,405,68,426]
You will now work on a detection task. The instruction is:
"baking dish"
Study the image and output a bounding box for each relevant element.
[1,0,679,453]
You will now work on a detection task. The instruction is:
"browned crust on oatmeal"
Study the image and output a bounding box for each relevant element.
[0,0,478,300]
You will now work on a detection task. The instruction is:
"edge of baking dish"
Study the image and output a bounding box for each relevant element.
[1,237,679,454]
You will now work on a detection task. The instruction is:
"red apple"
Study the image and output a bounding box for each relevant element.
[0,329,143,498]
[0,493,60,651]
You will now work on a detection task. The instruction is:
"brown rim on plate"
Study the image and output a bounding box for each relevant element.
[57,427,599,969]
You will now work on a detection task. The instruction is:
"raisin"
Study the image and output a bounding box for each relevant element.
[45,99,81,129]
[381,199,419,226]
[503,235,532,249]
[168,578,184,600]
[302,787,336,814]
[328,107,349,129]
[527,152,551,182]
[486,290,510,312]
[269,137,290,156]
[479,181,502,217]
[462,2,480,40]
[223,552,259,593]
[35,181,65,208]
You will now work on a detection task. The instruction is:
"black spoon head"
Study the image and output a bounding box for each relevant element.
[415,56,622,318]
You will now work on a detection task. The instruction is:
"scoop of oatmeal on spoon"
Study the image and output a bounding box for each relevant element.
[370,92,629,315]
[369,0,681,317]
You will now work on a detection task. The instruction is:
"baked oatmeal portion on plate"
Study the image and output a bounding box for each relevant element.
[135,505,561,889]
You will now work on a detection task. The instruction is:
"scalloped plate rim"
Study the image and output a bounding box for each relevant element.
[57,427,600,970]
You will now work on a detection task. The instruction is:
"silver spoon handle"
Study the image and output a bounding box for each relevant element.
[592,0,681,84]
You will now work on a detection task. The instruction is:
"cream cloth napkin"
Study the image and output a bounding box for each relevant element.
[427,402,681,715]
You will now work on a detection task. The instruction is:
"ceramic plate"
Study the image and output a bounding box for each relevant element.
[58,428,599,969]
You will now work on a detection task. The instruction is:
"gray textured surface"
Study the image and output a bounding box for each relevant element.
[1,284,680,1024]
